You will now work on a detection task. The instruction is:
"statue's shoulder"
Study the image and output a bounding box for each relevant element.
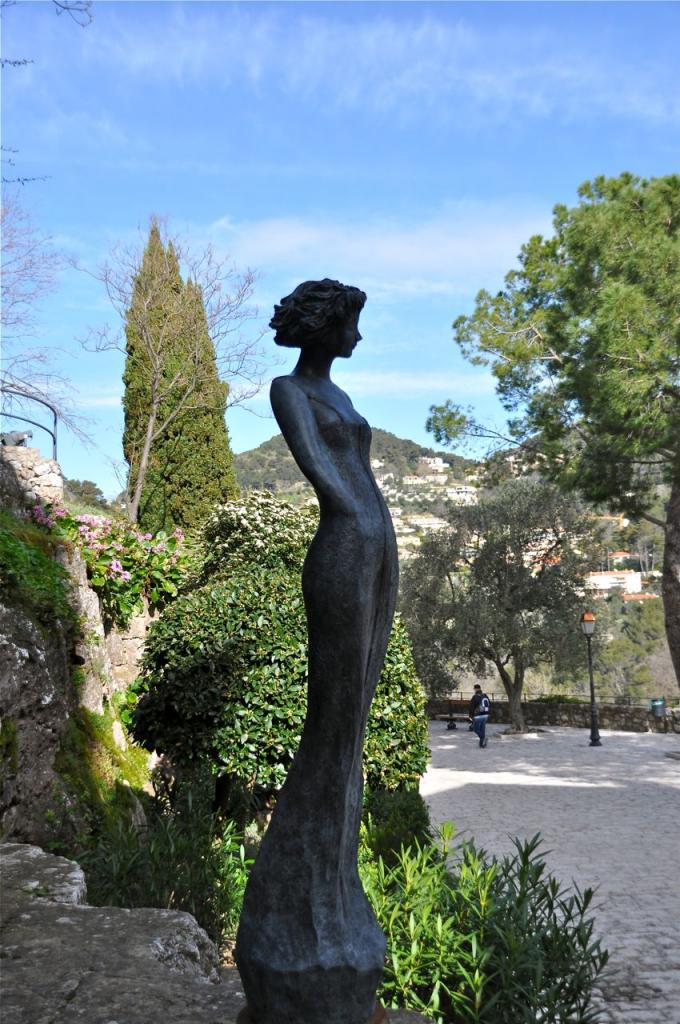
[270,374,307,399]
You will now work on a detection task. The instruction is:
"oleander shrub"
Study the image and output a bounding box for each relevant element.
[360,828,609,1024]
[81,780,249,947]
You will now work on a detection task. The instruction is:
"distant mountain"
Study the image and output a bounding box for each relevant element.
[234,428,476,499]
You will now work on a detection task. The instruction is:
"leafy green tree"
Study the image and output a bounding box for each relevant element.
[588,597,668,699]
[401,480,593,731]
[429,174,680,687]
[132,492,429,796]
[617,506,665,574]
[64,478,109,510]
[121,221,239,530]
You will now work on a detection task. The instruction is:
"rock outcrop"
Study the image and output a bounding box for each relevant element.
[0,601,76,847]
[0,842,248,1024]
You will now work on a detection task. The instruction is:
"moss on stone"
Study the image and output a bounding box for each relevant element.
[0,717,18,782]
[54,703,150,842]
[0,509,75,628]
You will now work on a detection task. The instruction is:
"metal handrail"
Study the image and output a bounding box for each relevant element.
[0,386,58,460]
[438,690,679,710]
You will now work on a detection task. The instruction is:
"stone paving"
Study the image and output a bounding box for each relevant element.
[421,723,680,1024]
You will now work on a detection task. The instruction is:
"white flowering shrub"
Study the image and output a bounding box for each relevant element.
[198,490,319,577]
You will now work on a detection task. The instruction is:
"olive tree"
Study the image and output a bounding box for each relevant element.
[401,480,593,731]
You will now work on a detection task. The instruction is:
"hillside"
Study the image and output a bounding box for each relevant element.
[234,428,475,499]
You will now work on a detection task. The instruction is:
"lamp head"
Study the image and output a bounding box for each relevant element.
[580,610,596,637]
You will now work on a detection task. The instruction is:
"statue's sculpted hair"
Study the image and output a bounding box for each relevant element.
[270,279,367,349]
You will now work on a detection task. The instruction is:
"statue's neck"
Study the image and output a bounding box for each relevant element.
[293,346,336,381]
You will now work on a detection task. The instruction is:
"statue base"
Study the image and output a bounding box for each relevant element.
[237,1004,388,1024]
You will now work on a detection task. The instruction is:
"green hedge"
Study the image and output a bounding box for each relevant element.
[133,568,428,792]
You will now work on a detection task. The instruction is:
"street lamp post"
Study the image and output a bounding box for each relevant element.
[580,610,601,747]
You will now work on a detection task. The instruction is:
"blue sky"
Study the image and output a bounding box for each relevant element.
[2,0,678,497]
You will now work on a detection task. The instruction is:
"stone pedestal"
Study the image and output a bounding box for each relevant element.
[0,445,63,511]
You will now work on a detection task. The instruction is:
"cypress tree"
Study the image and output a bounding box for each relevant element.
[122,221,239,532]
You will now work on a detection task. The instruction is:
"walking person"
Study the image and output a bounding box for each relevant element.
[469,683,490,748]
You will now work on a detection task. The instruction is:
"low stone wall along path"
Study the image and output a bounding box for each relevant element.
[421,724,680,1024]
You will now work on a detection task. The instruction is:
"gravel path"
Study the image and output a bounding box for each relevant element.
[420,723,680,1024]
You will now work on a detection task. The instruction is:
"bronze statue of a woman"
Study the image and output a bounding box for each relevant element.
[235,280,399,1024]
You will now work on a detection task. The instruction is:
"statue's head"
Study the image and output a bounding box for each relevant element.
[270,279,366,350]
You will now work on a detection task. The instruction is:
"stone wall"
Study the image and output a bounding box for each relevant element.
[53,545,154,708]
[55,545,118,713]
[0,442,151,702]
[0,445,63,512]
[427,698,675,733]
[0,600,76,846]
[105,604,155,689]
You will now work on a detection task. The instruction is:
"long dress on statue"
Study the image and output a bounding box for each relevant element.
[235,374,399,1024]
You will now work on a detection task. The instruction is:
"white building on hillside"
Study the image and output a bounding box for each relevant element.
[419,456,447,472]
[446,485,477,505]
[585,570,643,595]
[406,514,448,533]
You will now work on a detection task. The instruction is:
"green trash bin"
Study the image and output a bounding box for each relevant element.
[650,698,666,718]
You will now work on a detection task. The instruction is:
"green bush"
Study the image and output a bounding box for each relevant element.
[360,828,608,1024]
[133,571,428,792]
[365,616,430,790]
[133,565,308,789]
[81,781,249,947]
[132,492,429,794]
[363,788,431,863]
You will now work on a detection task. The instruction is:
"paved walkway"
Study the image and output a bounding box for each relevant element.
[421,723,680,1024]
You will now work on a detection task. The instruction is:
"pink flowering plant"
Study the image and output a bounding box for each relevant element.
[31,502,188,629]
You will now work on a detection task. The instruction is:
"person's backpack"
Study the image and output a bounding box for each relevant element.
[480,694,491,715]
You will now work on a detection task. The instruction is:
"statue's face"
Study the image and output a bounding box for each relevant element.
[329,309,362,358]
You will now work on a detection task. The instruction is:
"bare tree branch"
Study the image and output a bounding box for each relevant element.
[52,1,93,26]
[1,194,62,339]
[0,193,92,442]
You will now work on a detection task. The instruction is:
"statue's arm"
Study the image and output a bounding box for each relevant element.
[270,377,358,516]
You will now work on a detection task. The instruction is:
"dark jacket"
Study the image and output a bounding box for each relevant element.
[470,691,489,718]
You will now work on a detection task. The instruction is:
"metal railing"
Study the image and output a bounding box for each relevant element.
[0,386,58,460]
[439,689,679,710]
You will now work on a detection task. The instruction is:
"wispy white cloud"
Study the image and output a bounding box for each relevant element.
[37,109,130,149]
[82,6,680,125]
[197,200,550,301]
[333,369,495,399]
[76,386,122,409]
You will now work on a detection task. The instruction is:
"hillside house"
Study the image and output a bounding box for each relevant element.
[446,485,477,505]
[585,570,643,595]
